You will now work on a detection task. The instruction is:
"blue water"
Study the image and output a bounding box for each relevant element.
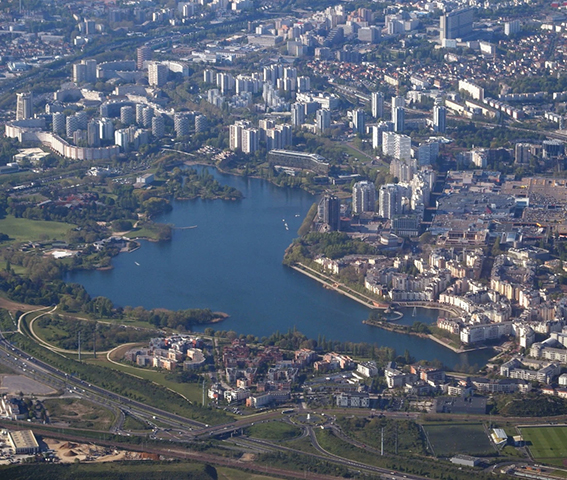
[67,168,493,368]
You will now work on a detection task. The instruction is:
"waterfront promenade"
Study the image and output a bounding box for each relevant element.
[290,263,388,310]
[290,263,465,318]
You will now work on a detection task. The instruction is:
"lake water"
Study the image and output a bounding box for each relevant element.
[67,168,493,368]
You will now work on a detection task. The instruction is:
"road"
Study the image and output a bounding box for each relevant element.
[0,330,206,431]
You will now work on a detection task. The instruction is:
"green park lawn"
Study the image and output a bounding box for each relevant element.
[521,426,567,466]
[0,215,74,242]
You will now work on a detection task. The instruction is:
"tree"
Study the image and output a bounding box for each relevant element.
[492,236,502,256]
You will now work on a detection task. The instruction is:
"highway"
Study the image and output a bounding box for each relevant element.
[0,330,208,432]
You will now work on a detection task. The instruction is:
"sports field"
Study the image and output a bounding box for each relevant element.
[521,426,567,466]
[423,423,494,457]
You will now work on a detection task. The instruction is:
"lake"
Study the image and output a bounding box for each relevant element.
[67,167,493,368]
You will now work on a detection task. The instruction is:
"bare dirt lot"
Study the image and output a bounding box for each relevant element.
[43,398,114,430]
[44,438,141,463]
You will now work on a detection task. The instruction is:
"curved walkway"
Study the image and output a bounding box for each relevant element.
[28,311,113,355]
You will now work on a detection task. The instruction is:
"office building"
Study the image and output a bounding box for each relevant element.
[352,109,365,134]
[371,92,384,119]
[352,180,376,214]
[318,194,340,231]
[440,7,474,41]
[16,92,33,121]
[136,46,152,70]
[148,62,168,87]
[316,108,331,134]
[433,105,446,133]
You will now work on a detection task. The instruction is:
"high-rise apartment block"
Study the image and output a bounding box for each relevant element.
[318,194,340,231]
[152,115,165,138]
[291,102,305,127]
[148,62,168,87]
[241,128,259,154]
[316,108,331,134]
[433,105,446,133]
[379,184,411,219]
[174,113,191,138]
[120,106,134,126]
[391,96,405,132]
[352,180,377,214]
[52,112,66,134]
[371,92,384,119]
[16,92,33,121]
[73,59,97,83]
[440,7,474,40]
[382,132,411,161]
[136,46,152,70]
[504,20,520,36]
[195,115,208,133]
[515,143,532,164]
[352,109,365,134]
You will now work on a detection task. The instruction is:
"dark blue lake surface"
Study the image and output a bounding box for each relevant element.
[67,168,493,368]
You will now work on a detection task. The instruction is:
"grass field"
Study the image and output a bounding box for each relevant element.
[85,354,206,405]
[423,423,494,457]
[123,414,152,431]
[0,461,219,479]
[124,226,160,240]
[245,421,301,441]
[0,215,74,242]
[521,426,567,467]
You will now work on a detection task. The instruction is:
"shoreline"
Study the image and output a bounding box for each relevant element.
[289,263,388,311]
[290,261,464,318]
[291,262,488,354]
[183,160,321,195]
[362,319,486,354]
